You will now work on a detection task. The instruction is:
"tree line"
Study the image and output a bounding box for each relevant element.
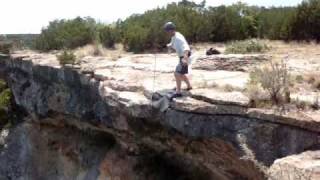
[34,0,320,52]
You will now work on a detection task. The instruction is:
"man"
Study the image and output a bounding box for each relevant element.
[164,22,192,99]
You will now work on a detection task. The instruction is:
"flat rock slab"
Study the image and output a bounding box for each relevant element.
[172,97,247,115]
[191,89,250,107]
[94,69,113,81]
[195,54,270,72]
[269,151,320,180]
[192,70,249,89]
[247,109,320,133]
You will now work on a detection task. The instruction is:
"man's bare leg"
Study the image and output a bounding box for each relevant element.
[174,72,182,94]
[181,75,192,89]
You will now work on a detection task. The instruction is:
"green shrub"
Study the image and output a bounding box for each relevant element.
[30,0,320,53]
[57,51,76,66]
[248,60,291,105]
[98,26,120,48]
[0,80,6,92]
[34,17,97,51]
[225,39,270,54]
[290,0,320,41]
[122,23,150,52]
[0,84,11,126]
[0,89,11,110]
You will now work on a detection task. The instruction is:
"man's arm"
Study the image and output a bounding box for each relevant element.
[167,37,173,48]
[182,50,190,65]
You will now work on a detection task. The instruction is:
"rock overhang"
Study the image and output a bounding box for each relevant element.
[4,52,320,132]
[1,51,320,179]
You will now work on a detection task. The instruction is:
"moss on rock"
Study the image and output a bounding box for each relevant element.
[0,80,11,126]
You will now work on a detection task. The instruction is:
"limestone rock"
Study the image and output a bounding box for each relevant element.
[191,88,250,107]
[172,97,247,115]
[269,151,320,180]
[0,51,319,180]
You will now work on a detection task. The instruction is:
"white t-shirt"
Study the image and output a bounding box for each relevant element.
[168,32,190,57]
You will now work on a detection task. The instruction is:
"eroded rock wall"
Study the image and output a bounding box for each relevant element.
[0,55,319,180]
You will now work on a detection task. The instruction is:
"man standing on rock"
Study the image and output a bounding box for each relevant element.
[164,22,192,99]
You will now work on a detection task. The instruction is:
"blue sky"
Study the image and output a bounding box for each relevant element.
[0,0,303,34]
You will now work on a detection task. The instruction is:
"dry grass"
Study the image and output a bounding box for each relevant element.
[193,80,218,89]
[311,95,320,110]
[0,42,12,54]
[291,94,320,111]
[248,60,291,105]
[305,72,320,90]
[222,84,243,92]
[74,43,126,60]
[56,50,76,66]
[293,98,310,110]
[226,39,270,54]
[244,83,274,108]
[267,41,320,64]
[291,72,320,93]
[191,43,225,54]
[295,74,304,84]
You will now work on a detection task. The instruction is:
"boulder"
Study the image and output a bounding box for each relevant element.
[269,151,320,180]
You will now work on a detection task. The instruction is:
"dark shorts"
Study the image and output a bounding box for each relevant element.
[175,52,191,75]
[175,60,188,75]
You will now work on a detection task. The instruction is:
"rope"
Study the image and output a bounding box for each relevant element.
[151,53,157,102]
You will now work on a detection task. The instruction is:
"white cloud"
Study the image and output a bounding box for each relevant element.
[0,0,302,34]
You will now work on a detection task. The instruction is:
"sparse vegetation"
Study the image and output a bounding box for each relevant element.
[302,72,320,91]
[193,80,218,89]
[57,50,76,66]
[0,43,12,54]
[74,43,124,60]
[226,39,270,54]
[248,60,291,105]
[295,75,304,84]
[245,83,271,108]
[223,84,236,92]
[246,84,262,100]
[222,84,242,92]
[74,43,105,58]
[289,95,320,111]
[293,97,309,110]
[92,42,106,56]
